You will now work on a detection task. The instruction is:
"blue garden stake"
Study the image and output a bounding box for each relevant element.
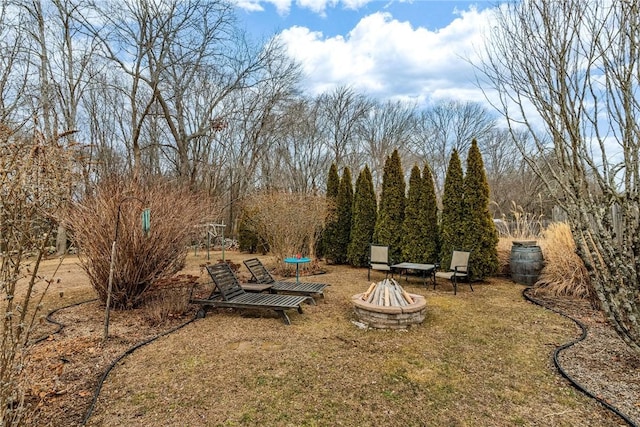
[141,208,150,236]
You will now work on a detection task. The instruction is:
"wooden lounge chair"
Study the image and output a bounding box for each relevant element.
[190,262,310,325]
[435,250,472,295]
[243,258,327,302]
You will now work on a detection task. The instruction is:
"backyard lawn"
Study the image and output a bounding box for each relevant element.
[28,251,624,426]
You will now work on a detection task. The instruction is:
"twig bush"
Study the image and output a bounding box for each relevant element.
[241,191,327,269]
[65,177,209,309]
[0,124,77,425]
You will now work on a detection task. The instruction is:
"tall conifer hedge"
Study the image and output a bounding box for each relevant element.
[348,165,377,267]
[421,164,440,263]
[463,139,499,279]
[440,149,466,270]
[402,164,440,264]
[332,167,353,264]
[402,165,427,263]
[374,149,405,263]
[321,163,340,262]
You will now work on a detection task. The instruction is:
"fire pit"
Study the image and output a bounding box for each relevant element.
[352,278,427,329]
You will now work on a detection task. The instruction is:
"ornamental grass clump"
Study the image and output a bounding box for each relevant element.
[534,222,596,304]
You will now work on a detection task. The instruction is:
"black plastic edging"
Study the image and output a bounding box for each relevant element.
[80,315,198,425]
[523,287,637,427]
[33,297,198,426]
[32,298,98,345]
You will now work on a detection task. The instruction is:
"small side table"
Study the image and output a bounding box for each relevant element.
[284,257,311,285]
[391,262,436,287]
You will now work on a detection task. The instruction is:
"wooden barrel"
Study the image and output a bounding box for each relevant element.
[510,241,544,286]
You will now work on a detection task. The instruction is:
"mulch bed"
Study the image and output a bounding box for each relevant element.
[525,291,640,425]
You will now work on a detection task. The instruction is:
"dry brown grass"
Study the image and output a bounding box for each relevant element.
[535,223,595,303]
[496,237,513,276]
[20,252,617,427]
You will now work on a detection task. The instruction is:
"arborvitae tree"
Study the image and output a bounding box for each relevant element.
[440,149,466,270]
[402,164,440,264]
[320,163,340,261]
[421,164,440,263]
[348,165,377,267]
[463,139,499,279]
[330,167,354,264]
[402,165,426,262]
[373,149,406,263]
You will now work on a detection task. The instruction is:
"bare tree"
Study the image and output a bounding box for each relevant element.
[82,67,130,180]
[479,0,640,350]
[272,97,333,193]
[74,0,161,179]
[316,86,373,171]
[196,40,302,231]
[0,3,31,124]
[77,0,299,192]
[358,99,417,192]
[22,0,99,254]
[482,129,549,217]
[411,100,496,196]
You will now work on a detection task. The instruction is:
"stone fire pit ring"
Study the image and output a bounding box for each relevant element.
[352,292,427,329]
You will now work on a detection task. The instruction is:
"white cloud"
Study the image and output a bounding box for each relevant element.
[277,7,496,106]
[340,0,372,10]
[296,0,338,15]
[235,0,295,15]
[233,0,373,15]
[233,0,267,12]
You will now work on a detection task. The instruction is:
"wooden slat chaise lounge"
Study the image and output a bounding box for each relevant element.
[243,258,328,302]
[190,262,311,325]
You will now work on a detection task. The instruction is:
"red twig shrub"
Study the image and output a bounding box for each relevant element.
[65,177,210,309]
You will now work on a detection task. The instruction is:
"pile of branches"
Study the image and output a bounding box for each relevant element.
[360,279,415,306]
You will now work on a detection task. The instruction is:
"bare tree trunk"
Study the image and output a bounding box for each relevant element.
[56,224,67,255]
[480,0,640,351]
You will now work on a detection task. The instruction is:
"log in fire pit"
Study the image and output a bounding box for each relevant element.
[352,278,426,329]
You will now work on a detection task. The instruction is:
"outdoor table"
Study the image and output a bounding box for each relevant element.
[284,257,311,285]
[391,262,436,287]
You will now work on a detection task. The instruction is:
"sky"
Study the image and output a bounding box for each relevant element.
[233,0,501,107]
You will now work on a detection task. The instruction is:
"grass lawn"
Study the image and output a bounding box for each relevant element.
[34,251,619,426]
